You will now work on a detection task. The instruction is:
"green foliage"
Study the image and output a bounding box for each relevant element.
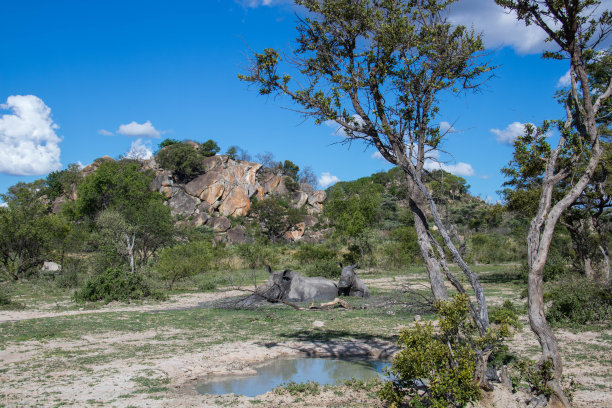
[489,300,522,330]
[325,179,382,241]
[277,381,320,396]
[250,196,305,242]
[282,160,300,182]
[545,276,612,325]
[0,288,25,310]
[158,138,179,149]
[225,146,238,159]
[380,226,421,268]
[235,241,281,268]
[0,181,65,280]
[467,233,522,264]
[380,294,480,408]
[155,240,218,289]
[199,139,220,157]
[75,159,159,220]
[45,163,83,201]
[75,267,165,303]
[156,142,204,182]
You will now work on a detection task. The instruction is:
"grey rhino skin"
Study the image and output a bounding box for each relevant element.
[337,264,369,297]
[241,265,338,306]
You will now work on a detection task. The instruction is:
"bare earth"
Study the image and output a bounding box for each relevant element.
[1,287,610,407]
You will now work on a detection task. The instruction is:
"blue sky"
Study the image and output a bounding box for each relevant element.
[1,0,609,202]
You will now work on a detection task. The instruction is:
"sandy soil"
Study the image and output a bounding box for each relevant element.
[1,287,610,407]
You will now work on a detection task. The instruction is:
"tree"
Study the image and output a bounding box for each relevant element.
[45,163,83,201]
[250,196,305,242]
[156,143,204,182]
[0,181,59,280]
[156,240,216,289]
[298,165,318,187]
[495,1,611,405]
[226,146,238,159]
[324,179,382,260]
[282,160,300,182]
[240,0,495,386]
[199,139,220,157]
[158,138,180,149]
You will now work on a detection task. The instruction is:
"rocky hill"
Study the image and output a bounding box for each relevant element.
[76,153,327,244]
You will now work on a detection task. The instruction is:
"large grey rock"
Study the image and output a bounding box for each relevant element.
[291,191,309,208]
[303,215,318,228]
[191,212,210,227]
[209,216,231,232]
[299,183,315,194]
[168,191,200,216]
[227,225,252,244]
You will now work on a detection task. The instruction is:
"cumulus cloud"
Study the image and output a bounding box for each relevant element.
[448,0,552,54]
[98,129,114,136]
[557,69,571,88]
[425,160,475,177]
[117,120,161,138]
[125,139,153,161]
[491,121,527,144]
[0,95,62,176]
[319,172,340,188]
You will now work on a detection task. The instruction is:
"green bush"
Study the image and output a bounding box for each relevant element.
[155,240,217,289]
[489,300,522,330]
[303,259,341,279]
[545,277,612,325]
[379,294,481,408]
[235,242,281,269]
[0,288,25,310]
[156,142,204,182]
[199,139,220,157]
[75,267,165,303]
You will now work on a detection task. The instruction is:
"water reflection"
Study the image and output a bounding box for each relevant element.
[195,357,389,397]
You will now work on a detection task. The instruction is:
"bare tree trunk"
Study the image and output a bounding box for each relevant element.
[410,197,448,301]
[600,245,610,283]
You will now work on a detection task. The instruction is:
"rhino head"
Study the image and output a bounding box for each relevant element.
[337,263,359,296]
[262,264,294,301]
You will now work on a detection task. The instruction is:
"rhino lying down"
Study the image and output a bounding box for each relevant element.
[241,265,338,306]
[337,264,369,298]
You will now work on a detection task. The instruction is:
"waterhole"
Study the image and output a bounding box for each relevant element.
[195,357,390,397]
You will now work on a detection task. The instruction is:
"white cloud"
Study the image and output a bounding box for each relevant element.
[557,69,571,88]
[318,172,340,188]
[324,115,365,138]
[439,121,456,134]
[117,120,161,138]
[448,1,553,54]
[490,121,526,144]
[0,202,7,208]
[125,139,153,161]
[98,129,114,136]
[236,0,281,7]
[371,151,384,160]
[425,160,475,177]
[0,95,62,176]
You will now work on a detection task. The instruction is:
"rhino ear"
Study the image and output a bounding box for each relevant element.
[265,264,273,274]
[352,264,359,270]
[282,269,291,276]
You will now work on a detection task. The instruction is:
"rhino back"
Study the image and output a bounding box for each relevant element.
[286,275,338,302]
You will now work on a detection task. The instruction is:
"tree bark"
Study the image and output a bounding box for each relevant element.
[410,196,449,301]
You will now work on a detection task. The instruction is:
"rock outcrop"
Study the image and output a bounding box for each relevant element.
[144,154,326,242]
[56,152,327,243]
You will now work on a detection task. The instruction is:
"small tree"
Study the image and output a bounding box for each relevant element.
[495,1,611,405]
[226,146,238,159]
[199,139,220,157]
[156,143,204,182]
[156,240,216,289]
[251,196,305,242]
[0,181,59,280]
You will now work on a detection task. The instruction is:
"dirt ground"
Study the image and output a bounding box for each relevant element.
[1,283,610,407]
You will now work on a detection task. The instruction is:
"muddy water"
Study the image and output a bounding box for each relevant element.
[195,357,390,397]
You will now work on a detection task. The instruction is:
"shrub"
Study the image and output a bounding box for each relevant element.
[156,142,204,182]
[489,300,522,330]
[155,240,217,289]
[379,294,481,408]
[545,277,612,325]
[199,139,220,157]
[303,259,341,279]
[75,267,165,303]
[0,289,25,310]
[235,241,281,269]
